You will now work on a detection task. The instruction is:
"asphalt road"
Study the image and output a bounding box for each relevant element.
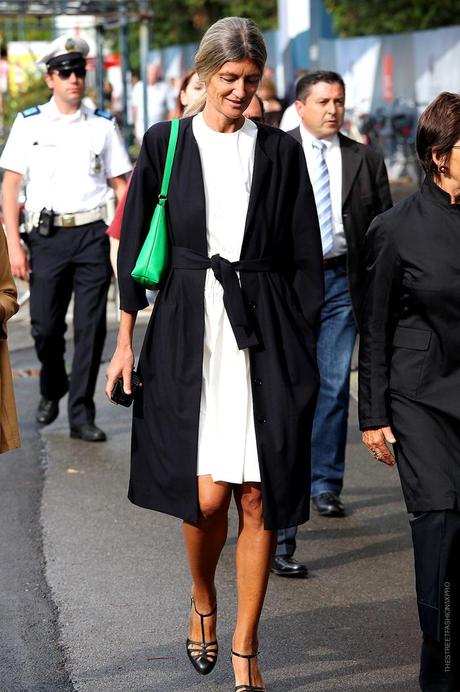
[0,312,422,692]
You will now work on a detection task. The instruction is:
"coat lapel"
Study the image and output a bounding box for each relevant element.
[241,125,273,256]
[340,132,362,208]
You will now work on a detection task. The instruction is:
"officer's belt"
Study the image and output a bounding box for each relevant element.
[26,205,106,230]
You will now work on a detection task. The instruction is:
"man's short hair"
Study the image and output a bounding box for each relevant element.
[296,70,345,102]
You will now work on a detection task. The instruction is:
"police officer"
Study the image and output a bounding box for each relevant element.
[1,36,132,441]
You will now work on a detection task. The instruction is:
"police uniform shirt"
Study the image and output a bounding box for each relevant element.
[0,97,132,214]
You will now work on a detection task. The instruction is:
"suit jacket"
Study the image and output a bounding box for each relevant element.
[288,128,392,325]
[0,228,20,453]
[118,117,324,530]
[358,177,460,510]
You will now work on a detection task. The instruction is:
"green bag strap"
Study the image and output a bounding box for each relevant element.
[159,118,179,200]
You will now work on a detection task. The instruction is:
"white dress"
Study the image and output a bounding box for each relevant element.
[192,112,261,484]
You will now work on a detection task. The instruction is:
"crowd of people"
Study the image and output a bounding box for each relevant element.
[0,16,459,692]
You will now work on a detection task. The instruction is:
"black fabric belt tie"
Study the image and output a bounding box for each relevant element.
[171,246,276,350]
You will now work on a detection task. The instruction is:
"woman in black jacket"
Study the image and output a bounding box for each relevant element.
[359,92,460,692]
[106,17,323,691]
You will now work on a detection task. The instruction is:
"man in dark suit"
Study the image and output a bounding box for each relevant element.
[272,70,392,577]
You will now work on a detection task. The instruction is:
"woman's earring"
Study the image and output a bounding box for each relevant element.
[439,164,448,174]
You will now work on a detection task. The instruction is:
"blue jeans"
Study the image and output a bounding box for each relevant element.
[276,266,356,558]
[311,266,356,497]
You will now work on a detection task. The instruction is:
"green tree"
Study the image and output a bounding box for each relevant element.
[110,0,277,73]
[324,0,460,36]
[0,16,54,44]
[150,0,277,48]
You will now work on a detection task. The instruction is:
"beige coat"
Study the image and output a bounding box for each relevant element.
[0,228,20,453]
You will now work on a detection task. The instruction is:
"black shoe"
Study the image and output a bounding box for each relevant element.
[36,398,59,425]
[232,650,265,692]
[186,597,218,675]
[70,424,107,442]
[312,492,345,517]
[271,556,308,578]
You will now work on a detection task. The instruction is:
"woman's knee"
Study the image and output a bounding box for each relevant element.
[198,491,230,521]
[197,478,231,521]
[199,500,226,521]
[240,486,264,526]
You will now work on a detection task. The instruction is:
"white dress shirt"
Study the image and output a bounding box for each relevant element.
[0,98,132,214]
[299,123,347,258]
[279,102,301,131]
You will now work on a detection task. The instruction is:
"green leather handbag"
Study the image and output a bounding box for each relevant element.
[131,118,179,289]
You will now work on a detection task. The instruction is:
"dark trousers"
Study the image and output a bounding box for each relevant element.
[276,526,297,558]
[410,510,460,691]
[28,221,111,426]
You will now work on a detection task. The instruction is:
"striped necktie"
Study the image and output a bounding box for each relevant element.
[311,140,333,256]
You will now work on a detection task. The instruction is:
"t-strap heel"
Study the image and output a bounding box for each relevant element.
[232,650,266,691]
[186,597,218,675]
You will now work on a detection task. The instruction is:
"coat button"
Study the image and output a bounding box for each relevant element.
[257,416,267,424]
[253,377,262,385]
[248,300,257,310]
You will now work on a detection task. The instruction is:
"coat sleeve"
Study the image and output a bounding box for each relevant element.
[289,141,324,333]
[358,214,402,429]
[0,228,18,338]
[117,122,169,312]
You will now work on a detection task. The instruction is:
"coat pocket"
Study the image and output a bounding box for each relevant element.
[390,326,432,396]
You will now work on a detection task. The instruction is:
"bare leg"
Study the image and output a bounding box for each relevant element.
[231,482,276,689]
[183,475,232,659]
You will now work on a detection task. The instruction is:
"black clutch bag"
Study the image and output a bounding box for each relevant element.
[110,371,142,407]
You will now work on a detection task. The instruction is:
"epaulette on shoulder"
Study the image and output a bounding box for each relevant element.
[94,108,113,121]
[21,106,41,118]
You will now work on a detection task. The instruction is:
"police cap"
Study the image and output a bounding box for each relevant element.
[38,35,89,71]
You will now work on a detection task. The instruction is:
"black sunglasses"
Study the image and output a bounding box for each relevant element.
[53,67,86,80]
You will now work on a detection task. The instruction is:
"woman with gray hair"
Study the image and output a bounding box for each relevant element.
[107,16,323,690]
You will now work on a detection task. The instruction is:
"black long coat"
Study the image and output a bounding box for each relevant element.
[118,117,324,530]
[359,177,460,512]
[288,128,392,324]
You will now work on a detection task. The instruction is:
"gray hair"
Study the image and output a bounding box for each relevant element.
[184,17,267,116]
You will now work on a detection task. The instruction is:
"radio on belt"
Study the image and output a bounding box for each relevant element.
[38,208,54,237]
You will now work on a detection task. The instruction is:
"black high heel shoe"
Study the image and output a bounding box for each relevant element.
[232,650,266,691]
[186,597,218,675]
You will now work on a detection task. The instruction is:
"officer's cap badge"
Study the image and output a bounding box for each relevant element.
[65,38,77,52]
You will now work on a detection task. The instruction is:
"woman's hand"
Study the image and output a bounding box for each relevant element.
[105,344,135,403]
[362,426,397,466]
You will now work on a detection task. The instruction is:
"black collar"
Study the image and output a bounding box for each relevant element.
[422,175,460,210]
